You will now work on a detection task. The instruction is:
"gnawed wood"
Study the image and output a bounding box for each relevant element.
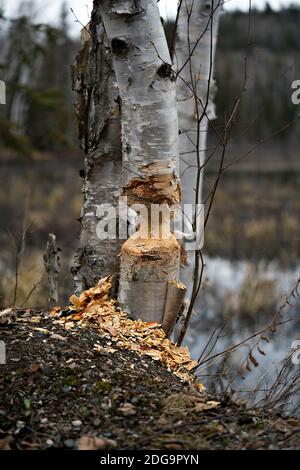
[162,280,187,336]
[118,234,181,322]
[123,166,181,207]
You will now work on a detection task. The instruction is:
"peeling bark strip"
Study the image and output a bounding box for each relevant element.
[99,0,185,324]
[71,6,122,294]
[43,233,60,309]
[176,0,222,204]
[162,280,187,336]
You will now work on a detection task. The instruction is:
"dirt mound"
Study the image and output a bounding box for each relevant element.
[1,307,300,450]
[50,277,203,386]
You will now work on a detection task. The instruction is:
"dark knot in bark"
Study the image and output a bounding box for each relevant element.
[157,63,176,81]
[111,38,130,56]
[202,2,212,15]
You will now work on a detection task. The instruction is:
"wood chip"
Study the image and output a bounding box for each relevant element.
[50,277,204,387]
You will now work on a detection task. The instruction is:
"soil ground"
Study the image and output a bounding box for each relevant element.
[0,309,300,450]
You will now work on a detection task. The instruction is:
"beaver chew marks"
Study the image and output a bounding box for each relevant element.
[118,235,181,323]
[124,173,180,206]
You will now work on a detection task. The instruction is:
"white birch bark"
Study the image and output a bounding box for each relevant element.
[176,0,222,206]
[99,0,183,323]
[71,9,122,294]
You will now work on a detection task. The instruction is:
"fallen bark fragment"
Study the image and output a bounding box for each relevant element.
[162,280,187,336]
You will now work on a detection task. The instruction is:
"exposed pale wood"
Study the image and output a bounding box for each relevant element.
[118,234,181,322]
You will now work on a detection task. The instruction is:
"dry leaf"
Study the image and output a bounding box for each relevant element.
[102,324,117,337]
[77,435,117,450]
[194,380,206,393]
[0,435,13,450]
[49,306,62,315]
[29,316,42,323]
[70,295,82,310]
[32,327,49,335]
[93,344,116,354]
[0,308,13,317]
[118,402,136,417]
[28,363,40,374]
[195,400,220,412]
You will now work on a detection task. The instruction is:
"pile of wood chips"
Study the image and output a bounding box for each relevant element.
[50,277,204,390]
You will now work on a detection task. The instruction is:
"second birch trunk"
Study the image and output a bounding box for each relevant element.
[176,0,222,206]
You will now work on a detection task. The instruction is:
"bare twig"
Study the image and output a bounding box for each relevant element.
[20,278,43,308]
[193,276,300,374]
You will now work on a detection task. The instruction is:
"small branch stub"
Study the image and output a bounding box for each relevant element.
[111,38,130,55]
[44,233,60,309]
[157,63,176,81]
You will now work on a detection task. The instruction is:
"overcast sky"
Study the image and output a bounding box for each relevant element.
[1,0,299,35]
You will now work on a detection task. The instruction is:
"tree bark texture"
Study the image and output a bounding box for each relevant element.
[71,5,122,295]
[176,0,222,205]
[43,233,60,309]
[99,0,183,323]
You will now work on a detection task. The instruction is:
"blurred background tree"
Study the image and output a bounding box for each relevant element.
[0,1,78,157]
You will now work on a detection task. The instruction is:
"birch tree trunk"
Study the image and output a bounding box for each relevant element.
[99,0,183,323]
[176,0,222,206]
[71,6,122,294]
